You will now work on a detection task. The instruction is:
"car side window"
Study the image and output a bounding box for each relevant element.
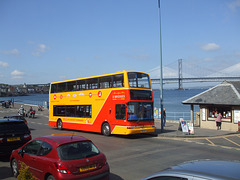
[147,177,188,180]
[39,141,52,156]
[23,140,42,156]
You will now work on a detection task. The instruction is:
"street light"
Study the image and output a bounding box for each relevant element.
[158,0,164,132]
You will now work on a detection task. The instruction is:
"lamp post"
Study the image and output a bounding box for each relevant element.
[158,0,164,132]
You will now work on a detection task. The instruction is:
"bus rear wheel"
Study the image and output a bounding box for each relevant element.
[57,119,63,130]
[102,122,111,136]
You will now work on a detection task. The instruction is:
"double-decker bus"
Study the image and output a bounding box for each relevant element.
[49,70,155,135]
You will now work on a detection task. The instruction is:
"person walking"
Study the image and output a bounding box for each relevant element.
[163,108,166,126]
[216,112,222,130]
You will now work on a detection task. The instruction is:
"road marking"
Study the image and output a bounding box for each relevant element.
[224,137,240,147]
[29,122,48,126]
[206,138,215,145]
[157,135,240,151]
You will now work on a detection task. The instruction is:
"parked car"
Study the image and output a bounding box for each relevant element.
[4,115,27,124]
[141,160,240,180]
[0,119,31,155]
[10,134,110,180]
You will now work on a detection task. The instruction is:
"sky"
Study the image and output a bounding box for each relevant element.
[0,0,240,86]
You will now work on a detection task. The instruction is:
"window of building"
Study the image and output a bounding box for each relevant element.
[208,106,232,122]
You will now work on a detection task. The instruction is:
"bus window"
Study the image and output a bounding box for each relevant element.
[65,106,75,117]
[58,83,66,92]
[115,104,126,120]
[128,72,150,88]
[127,102,153,121]
[130,90,152,100]
[66,81,76,92]
[54,105,92,118]
[51,84,58,93]
[99,76,112,89]
[76,80,86,90]
[86,78,98,90]
[113,74,124,87]
[53,106,66,116]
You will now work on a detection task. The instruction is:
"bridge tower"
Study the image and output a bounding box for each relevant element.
[178,59,183,89]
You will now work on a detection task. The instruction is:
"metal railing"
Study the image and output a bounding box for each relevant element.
[155,111,192,121]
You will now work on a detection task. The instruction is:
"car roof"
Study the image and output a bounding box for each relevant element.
[4,115,22,117]
[0,118,23,123]
[35,134,90,146]
[153,160,240,180]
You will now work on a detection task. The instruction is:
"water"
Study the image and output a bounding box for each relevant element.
[0,94,48,106]
[153,89,207,120]
[0,89,207,120]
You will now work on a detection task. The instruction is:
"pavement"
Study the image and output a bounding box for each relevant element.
[154,119,240,138]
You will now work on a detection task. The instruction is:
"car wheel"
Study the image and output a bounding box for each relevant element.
[102,122,111,136]
[57,119,63,130]
[11,159,19,177]
[47,175,55,180]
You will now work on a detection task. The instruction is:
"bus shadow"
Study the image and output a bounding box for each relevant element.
[56,128,158,140]
[113,133,157,139]
[109,173,124,180]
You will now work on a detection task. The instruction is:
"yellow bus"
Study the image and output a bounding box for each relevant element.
[49,70,155,135]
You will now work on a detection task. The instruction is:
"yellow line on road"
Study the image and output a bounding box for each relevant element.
[224,137,240,147]
[206,138,215,145]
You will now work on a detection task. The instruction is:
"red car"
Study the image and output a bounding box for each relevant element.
[10,134,110,180]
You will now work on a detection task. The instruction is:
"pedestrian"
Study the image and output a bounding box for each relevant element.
[18,105,25,117]
[216,112,222,130]
[163,108,166,126]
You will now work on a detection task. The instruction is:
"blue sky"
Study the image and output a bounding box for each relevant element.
[0,0,240,85]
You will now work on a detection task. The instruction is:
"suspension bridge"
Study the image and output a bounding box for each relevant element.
[148,59,240,89]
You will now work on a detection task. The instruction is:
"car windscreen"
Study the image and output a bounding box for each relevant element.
[57,141,100,161]
[0,121,29,133]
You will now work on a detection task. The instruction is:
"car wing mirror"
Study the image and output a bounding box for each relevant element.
[18,149,25,157]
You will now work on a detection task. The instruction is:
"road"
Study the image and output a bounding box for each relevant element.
[1,107,240,180]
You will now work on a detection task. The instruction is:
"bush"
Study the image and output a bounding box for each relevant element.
[17,162,36,180]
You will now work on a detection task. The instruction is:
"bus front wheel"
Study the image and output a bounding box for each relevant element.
[57,119,63,130]
[102,122,111,136]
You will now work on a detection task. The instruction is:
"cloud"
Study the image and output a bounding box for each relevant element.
[0,61,9,67]
[228,0,240,11]
[201,43,220,51]
[11,70,25,79]
[32,44,48,57]
[11,70,24,76]
[38,44,47,52]
[1,49,20,56]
